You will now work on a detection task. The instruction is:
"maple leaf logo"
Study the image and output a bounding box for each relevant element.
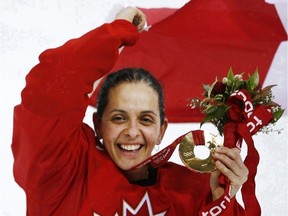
[121,191,166,216]
[93,191,167,216]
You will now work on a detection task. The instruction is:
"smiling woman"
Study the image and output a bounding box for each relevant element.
[95,68,168,174]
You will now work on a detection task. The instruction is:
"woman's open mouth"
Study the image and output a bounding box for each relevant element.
[117,144,143,152]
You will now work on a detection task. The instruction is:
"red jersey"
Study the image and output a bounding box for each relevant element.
[12,20,245,215]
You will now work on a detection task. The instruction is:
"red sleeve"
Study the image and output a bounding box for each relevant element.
[11,20,139,212]
[22,20,138,118]
[199,191,246,215]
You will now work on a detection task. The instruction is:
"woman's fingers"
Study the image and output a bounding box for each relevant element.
[212,147,249,197]
[115,7,146,32]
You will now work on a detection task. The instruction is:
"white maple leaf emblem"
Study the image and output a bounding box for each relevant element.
[93,191,167,216]
[121,191,166,216]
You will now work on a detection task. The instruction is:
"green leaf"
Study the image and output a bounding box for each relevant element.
[205,105,218,114]
[213,105,229,119]
[200,105,229,127]
[203,84,211,92]
[207,78,218,98]
[214,94,224,101]
[200,113,215,127]
[247,69,259,90]
[227,67,234,81]
[272,108,285,123]
[233,79,244,91]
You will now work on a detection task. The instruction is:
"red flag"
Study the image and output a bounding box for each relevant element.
[90,0,287,122]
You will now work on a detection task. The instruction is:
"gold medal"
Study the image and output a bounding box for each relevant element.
[179,130,223,173]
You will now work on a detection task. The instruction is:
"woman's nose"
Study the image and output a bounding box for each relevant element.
[124,121,140,138]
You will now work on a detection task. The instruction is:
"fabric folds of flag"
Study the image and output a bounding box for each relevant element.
[90,0,287,123]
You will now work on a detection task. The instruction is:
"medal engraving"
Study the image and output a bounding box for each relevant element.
[179,131,223,173]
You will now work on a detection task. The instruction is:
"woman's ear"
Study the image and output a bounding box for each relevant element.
[93,112,102,138]
[158,118,168,144]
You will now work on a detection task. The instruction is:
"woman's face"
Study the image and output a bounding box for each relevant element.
[98,82,167,170]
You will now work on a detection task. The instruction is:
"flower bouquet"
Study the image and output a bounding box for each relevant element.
[188,67,284,146]
[187,67,284,215]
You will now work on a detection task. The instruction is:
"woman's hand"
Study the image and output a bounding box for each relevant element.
[116,6,146,32]
[210,147,249,200]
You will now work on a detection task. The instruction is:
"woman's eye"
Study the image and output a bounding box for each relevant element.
[140,116,154,125]
[111,116,126,123]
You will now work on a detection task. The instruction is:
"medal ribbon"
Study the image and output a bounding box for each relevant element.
[130,130,204,170]
[199,182,233,216]
[221,89,273,215]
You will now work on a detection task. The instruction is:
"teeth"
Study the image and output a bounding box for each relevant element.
[120,145,141,151]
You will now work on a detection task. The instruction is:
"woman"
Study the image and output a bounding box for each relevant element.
[12,7,248,215]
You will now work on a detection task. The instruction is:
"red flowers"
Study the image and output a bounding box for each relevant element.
[188,68,283,135]
[211,82,226,95]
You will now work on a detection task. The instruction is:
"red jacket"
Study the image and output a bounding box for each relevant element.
[12,20,245,216]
